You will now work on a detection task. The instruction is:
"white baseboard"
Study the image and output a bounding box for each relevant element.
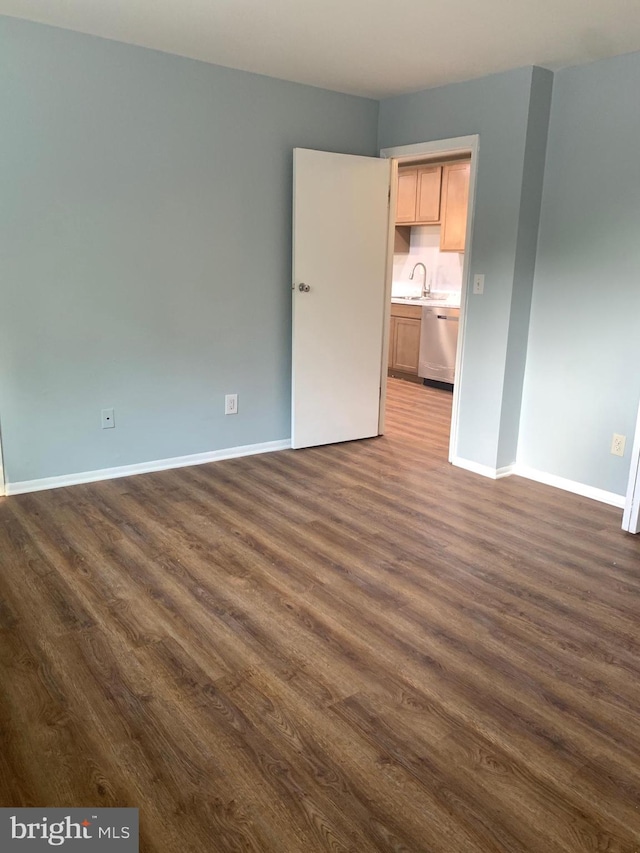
[451,456,515,480]
[495,464,515,480]
[512,464,625,508]
[451,456,624,508]
[6,441,625,511]
[6,439,291,496]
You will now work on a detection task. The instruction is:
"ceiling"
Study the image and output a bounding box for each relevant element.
[1,0,640,98]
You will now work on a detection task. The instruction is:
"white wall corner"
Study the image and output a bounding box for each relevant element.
[451,456,514,480]
[495,464,515,479]
[6,439,291,496]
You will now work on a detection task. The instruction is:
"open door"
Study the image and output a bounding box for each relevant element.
[291,148,391,449]
[622,397,640,533]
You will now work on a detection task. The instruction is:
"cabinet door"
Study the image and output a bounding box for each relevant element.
[388,317,396,369]
[416,166,442,223]
[393,318,421,374]
[440,162,470,252]
[396,168,417,223]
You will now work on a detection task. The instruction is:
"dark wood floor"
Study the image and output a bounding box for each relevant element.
[1,378,640,852]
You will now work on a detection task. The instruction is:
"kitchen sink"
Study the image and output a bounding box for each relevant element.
[393,293,452,304]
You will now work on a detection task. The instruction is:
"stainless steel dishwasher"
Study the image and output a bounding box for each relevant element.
[418,306,460,384]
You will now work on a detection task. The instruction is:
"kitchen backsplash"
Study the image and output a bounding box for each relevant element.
[392,225,464,298]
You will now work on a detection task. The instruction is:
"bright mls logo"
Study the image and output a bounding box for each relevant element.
[0,809,138,851]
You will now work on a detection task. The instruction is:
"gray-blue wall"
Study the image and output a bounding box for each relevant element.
[0,16,379,483]
[3,14,638,501]
[378,67,551,471]
[518,51,640,496]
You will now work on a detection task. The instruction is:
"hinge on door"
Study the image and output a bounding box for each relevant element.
[388,187,391,206]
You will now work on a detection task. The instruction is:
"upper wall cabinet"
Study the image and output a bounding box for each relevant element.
[396,169,418,223]
[440,162,470,252]
[394,159,471,253]
[396,166,442,225]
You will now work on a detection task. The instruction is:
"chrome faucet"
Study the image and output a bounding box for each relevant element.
[410,263,430,297]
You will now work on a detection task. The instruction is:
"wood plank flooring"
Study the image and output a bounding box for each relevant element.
[1,377,640,852]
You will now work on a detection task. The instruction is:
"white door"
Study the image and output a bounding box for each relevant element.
[292,148,391,449]
[622,398,640,533]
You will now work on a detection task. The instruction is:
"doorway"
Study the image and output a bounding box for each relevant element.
[290,138,478,458]
[379,135,479,463]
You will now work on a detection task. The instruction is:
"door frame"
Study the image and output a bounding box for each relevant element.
[379,135,479,462]
[0,428,5,497]
[622,397,640,533]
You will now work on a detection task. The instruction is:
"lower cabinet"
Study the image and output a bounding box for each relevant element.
[388,304,422,376]
[392,318,421,373]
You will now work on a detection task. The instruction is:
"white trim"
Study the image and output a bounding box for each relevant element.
[380,136,479,161]
[5,439,291,496]
[0,428,5,497]
[451,456,513,480]
[379,135,480,467]
[513,464,625,509]
[622,397,640,532]
[452,456,625,508]
[378,158,397,435]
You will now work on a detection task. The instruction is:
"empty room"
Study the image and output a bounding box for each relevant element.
[1,1,640,851]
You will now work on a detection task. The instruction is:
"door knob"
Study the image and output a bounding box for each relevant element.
[298,282,311,292]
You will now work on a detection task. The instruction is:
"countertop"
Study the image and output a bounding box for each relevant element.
[391,295,460,309]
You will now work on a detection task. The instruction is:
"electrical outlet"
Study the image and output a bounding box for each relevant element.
[101,408,115,429]
[611,433,626,457]
[225,394,238,415]
[473,274,485,295]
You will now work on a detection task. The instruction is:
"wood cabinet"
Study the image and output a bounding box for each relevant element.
[393,318,421,373]
[416,167,442,222]
[396,166,442,225]
[396,169,418,223]
[388,303,422,376]
[440,161,470,252]
[394,158,470,253]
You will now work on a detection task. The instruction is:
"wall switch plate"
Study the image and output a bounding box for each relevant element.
[225,394,238,415]
[611,433,626,456]
[101,408,115,429]
[473,274,485,295]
